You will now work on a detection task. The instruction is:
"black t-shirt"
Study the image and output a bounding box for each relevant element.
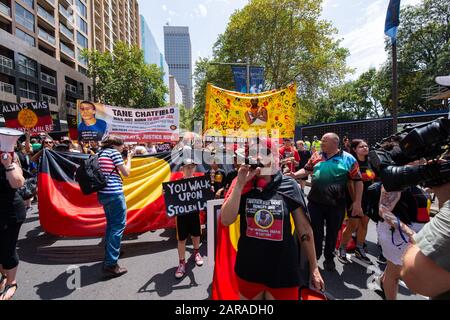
[297,150,311,171]
[0,165,26,224]
[346,158,376,212]
[235,172,307,288]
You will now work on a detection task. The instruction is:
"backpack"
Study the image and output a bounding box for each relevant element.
[75,152,117,195]
[366,182,382,223]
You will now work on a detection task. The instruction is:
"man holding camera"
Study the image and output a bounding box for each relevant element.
[401,182,450,299]
[289,133,363,271]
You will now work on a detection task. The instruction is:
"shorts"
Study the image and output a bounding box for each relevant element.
[377,221,425,266]
[236,276,299,300]
[176,212,201,241]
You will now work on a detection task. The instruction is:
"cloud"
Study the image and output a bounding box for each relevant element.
[162,4,167,11]
[198,4,208,17]
[340,0,387,78]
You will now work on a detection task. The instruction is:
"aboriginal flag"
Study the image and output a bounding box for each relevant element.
[37,148,225,237]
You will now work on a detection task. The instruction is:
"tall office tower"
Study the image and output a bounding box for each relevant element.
[164,25,192,108]
[140,15,169,96]
[91,0,140,54]
[0,0,93,125]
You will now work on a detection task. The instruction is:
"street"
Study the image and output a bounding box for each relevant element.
[13,186,427,300]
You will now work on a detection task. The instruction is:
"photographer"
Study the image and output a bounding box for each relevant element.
[221,139,324,300]
[372,144,430,300]
[401,182,450,299]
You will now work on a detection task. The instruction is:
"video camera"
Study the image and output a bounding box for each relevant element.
[369,117,450,191]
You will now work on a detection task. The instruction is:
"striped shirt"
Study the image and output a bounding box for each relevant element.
[98,148,124,194]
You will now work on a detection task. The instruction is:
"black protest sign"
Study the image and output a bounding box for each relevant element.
[163,176,215,218]
[155,142,172,153]
[2,101,53,133]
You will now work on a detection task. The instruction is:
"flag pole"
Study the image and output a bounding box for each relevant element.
[392,40,398,133]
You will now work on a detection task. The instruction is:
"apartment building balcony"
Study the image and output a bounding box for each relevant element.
[41,93,58,110]
[0,81,16,103]
[0,1,11,19]
[37,5,55,27]
[0,56,13,77]
[38,27,56,46]
[60,0,73,7]
[59,3,74,25]
[40,71,56,87]
[60,42,75,59]
[65,83,77,95]
[59,22,74,41]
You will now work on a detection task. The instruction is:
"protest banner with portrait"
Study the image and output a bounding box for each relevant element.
[163,176,215,218]
[204,83,297,139]
[2,101,53,133]
[76,100,179,142]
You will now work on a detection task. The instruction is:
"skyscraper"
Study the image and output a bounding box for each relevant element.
[140,15,169,94]
[164,26,192,108]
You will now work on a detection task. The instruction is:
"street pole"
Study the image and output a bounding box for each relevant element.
[246,57,250,94]
[392,41,398,133]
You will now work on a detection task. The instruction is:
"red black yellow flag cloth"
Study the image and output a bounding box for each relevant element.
[37,149,219,237]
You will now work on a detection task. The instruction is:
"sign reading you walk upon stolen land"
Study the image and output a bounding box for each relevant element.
[2,101,53,133]
[163,176,215,217]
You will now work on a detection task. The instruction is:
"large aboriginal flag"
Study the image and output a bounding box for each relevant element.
[38,148,224,237]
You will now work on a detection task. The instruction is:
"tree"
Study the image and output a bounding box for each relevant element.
[386,0,450,113]
[193,0,351,124]
[314,0,449,124]
[179,104,195,131]
[83,42,168,108]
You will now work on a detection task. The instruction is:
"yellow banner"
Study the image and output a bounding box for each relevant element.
[204,83,297,138]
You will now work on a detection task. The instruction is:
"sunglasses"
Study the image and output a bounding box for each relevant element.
[44,141,54,145]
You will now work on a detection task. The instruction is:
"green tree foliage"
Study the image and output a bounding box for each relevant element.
[83,42,168,108]
[179,104,195,131]
[193,0,350,124]
[390,0,449,113]
[317,0,450,124]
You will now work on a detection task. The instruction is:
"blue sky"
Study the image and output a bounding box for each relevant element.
[140,0,422,79]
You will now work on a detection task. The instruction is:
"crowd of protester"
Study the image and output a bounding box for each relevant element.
[1,130,449,301]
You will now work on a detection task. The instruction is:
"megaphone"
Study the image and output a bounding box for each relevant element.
[0,128,24,154]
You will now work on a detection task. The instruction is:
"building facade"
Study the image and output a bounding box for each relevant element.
[140,15,169,96]
[90,0,140,53]
[0,0,93,125]
[169,75,182,106]
[0,0,140,128]
[164,25,192,108]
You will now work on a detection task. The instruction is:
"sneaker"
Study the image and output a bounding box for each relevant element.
[377,253,387,265]
[337,248,349,264]
[372,275,386,300]
[363,242,369,253]
[175,262,186,279]
[323,259,336,271]
[194,252,204,267]
[354,247,372,264]
[102,264,128,278]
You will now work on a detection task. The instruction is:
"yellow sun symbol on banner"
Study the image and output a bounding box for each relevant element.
[18,108,38,129]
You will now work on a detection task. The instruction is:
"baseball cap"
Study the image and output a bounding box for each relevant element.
[182,158,196,166]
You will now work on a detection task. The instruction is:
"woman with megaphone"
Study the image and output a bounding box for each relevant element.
[0,128,26,300]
